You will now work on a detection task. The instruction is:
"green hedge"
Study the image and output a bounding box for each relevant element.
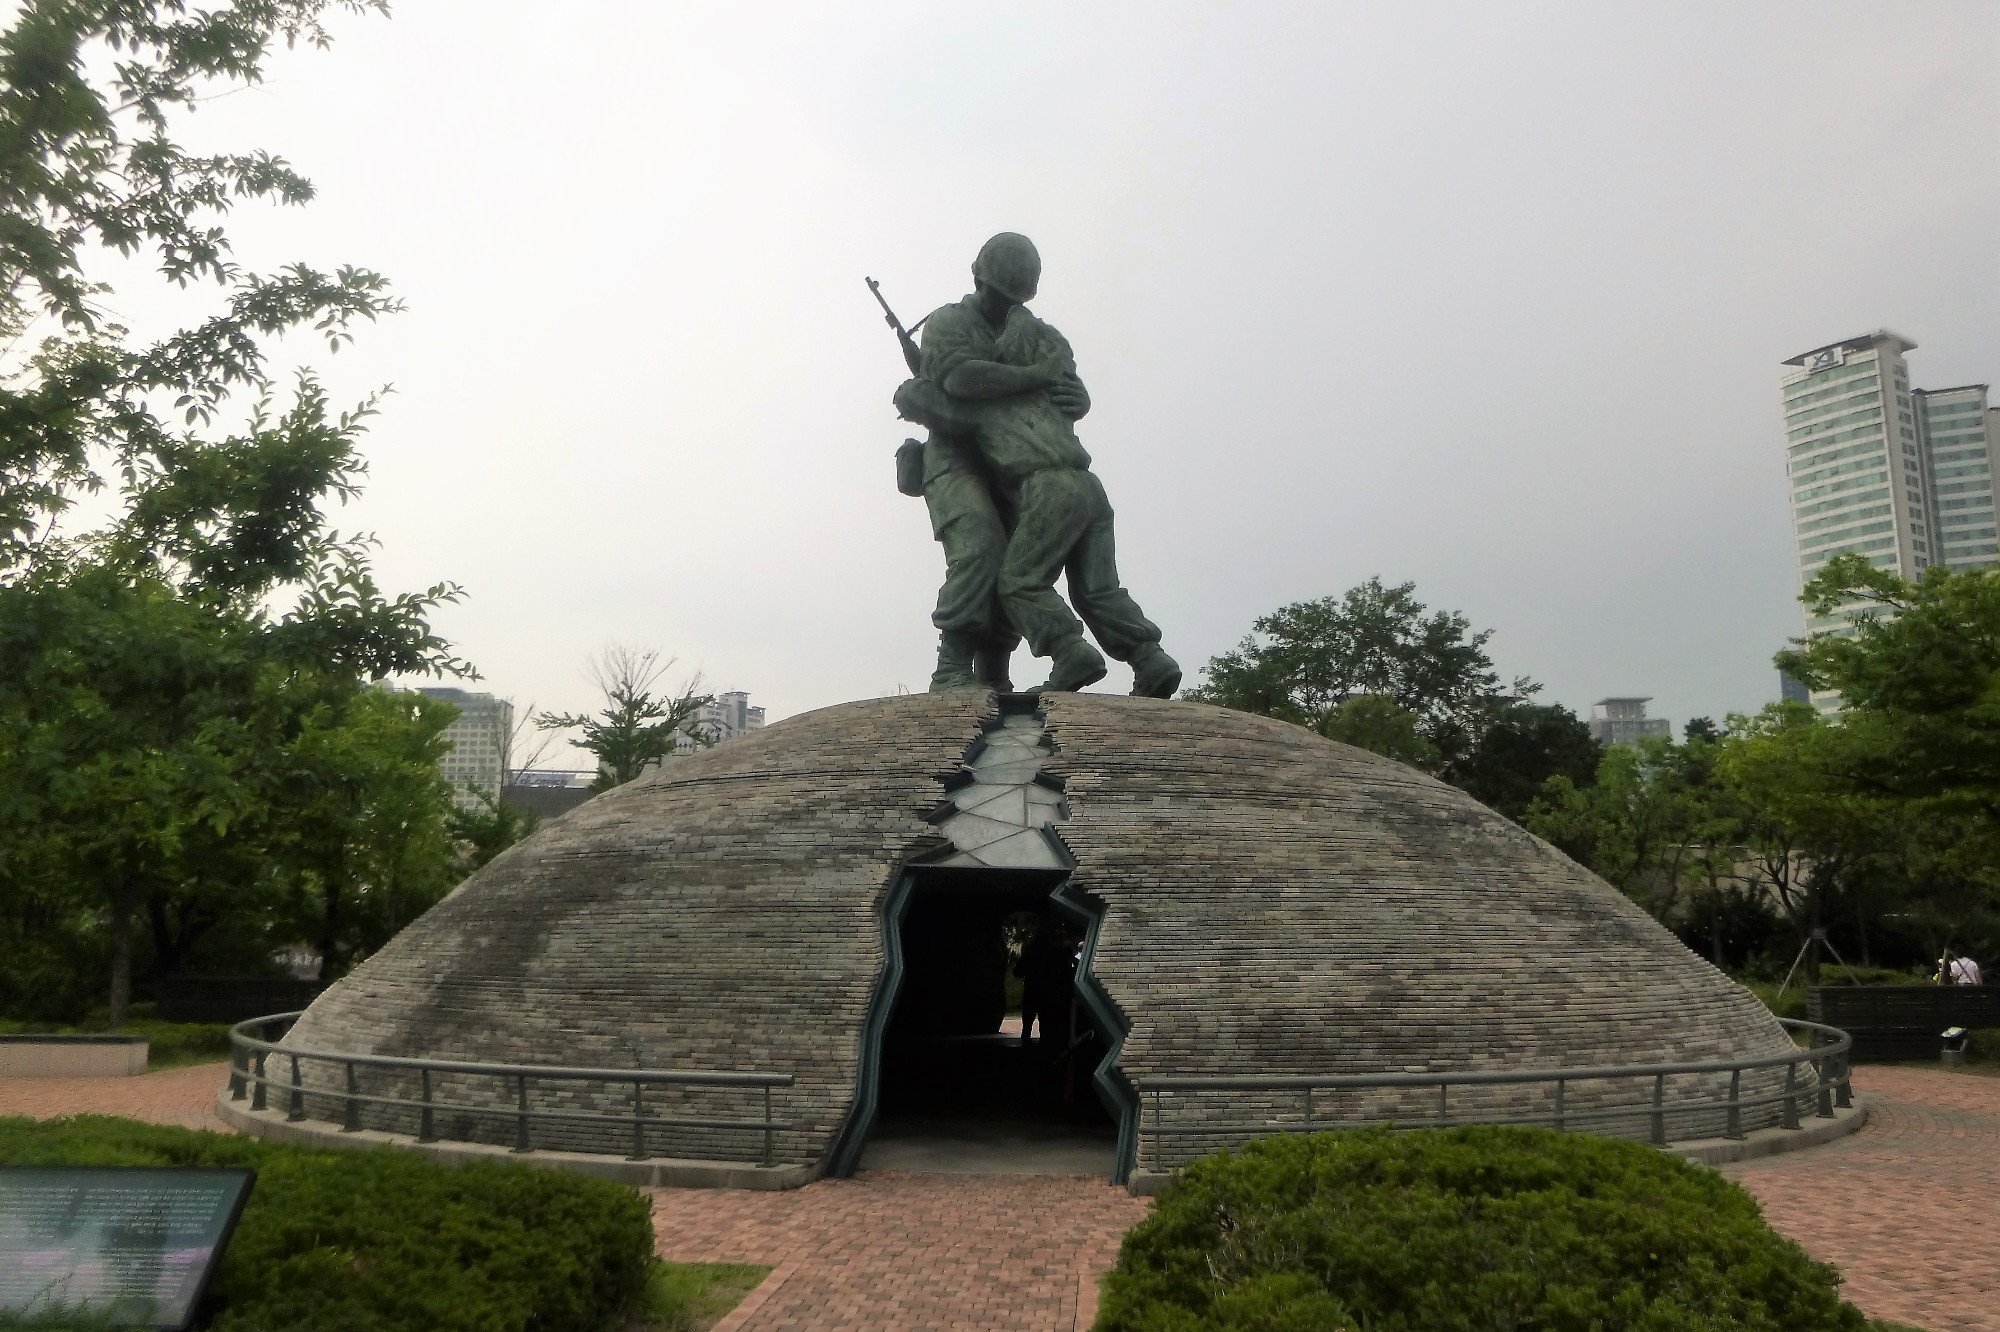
[1097,1127,1868,1332]
[0,1016,232,1068]
[0,1116,654,1331]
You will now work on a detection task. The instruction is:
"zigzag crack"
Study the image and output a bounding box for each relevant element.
[916,699,1072,870]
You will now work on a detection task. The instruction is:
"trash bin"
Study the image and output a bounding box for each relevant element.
[1942,1026,1970,1066]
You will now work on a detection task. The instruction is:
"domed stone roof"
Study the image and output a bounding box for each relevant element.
[280,691,1801,1182]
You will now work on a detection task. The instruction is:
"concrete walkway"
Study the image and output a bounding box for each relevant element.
[5,1062,1997,1330]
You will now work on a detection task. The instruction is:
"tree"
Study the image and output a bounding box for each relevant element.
[1189,578,1553,798]
[1450,701,1602,823]
[449,786,542,876]
[1779,553,2000,833]
[1768,554,2000,971]
[536,647,712,791]
[0,1,469,1021]
[1316,694,1438,770]
[1524,732,1733,923]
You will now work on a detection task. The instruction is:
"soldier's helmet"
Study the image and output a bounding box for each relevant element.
[972,232,1041,303]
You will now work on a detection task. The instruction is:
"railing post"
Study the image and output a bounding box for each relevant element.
[1304,1086,1314,1133]
[1553,1078,1566,1132]
[1649,1073,1666,1146]
[418,1068,436,1143]
[342,1060,360,1132]
[1832,1048,1852,1109]
[1780,1062,1800,1130]
[287,1054,305,1122]
[1436,1082,1448,1127]
[1725,1069,1744,1140]
[1811,1035,1835,1119]
[228,1035,246,1101]
[629,1080,647,1161]
[251,1050,267,1112]
[1147,1090,1158,1172]
[761,1085,775,1168]
[513,1074,532,1153]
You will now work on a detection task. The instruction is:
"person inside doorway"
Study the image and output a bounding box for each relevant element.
[1015,915,1077,1047]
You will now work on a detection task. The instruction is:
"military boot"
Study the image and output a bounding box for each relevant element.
[1031,637,1107,694]
[928,632,980,691]
[974,642,1015,694]
[1129,642,1182,699]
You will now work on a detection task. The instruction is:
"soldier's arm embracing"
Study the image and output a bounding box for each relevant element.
[1039,324,1089,419]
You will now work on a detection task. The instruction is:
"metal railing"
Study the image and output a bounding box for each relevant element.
[228,1013,794,1166]
[1133,1019,1851,1172]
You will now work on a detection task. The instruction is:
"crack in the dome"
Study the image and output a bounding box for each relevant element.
[916,701,1072,870]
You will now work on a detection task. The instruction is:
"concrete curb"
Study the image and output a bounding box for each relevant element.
[1,1037,149,1078]
[215,1090,814,1191]
[1123,1099,1870,1196]
[1673,1096,1869,1166]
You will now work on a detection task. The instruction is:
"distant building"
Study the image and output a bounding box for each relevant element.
[676,690,766,754]
[1779,332,1998,711]
[1781,331,1925,591]
[1914,384,1999,572]
[1778,671,1812,706]
[412,687,514,808]
[1590,698,1671,748]
[501,769,595,821]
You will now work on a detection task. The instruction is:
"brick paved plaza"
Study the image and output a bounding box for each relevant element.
[1723,1067,2000,1332]
[3,1061,1995,1329]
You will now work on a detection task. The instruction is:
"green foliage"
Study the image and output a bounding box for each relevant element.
[1187,579,1600,820]
[0,1115,655,1332]
[1314,694,1437,770]
[1449,700,1601,822]
[1754,555,2000,964]
[0,1,478,1023]
[1524,730,1737,922]
[0,1015,230,1066]
[640,1262,771,1332]
[1096,1127,1867,1332]
[447,785,542,875]
[0,0,399,562]
[1187,578,1532,767]
[536,647,711,791]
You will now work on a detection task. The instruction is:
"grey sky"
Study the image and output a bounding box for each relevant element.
[100,1,1999,738]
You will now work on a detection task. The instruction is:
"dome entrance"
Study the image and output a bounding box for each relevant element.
[849,869,1121,1174]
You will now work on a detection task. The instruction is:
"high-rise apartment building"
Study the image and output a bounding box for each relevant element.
[1915,385,1999,570]
[1780,331,1924,595]
[1779,333,1997,709]
[675,690,766,754]
[412,686,515,807]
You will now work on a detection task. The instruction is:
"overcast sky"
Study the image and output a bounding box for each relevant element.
[81,1,2000,743]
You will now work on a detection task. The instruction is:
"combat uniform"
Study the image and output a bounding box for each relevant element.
[920,428,1018,689]
[917,295,1167,669]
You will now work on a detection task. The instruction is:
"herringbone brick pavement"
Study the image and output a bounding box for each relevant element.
[0,1060,227,1130]
[1725,1065,2000,1332]
[649,1171,1150,1332]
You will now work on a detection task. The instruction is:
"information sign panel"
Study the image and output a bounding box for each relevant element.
[0,1166,255,1330]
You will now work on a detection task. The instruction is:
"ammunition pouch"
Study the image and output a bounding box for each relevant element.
[895,439,925,497]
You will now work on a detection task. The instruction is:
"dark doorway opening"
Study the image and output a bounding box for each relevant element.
[864,869,1117,1172]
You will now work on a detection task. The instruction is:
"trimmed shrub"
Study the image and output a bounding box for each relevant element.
[0,1017,232,1068]
[0,1115,654,1331]
[1097,1127,1867,1332]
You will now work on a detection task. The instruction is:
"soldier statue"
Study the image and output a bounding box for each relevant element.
[886,233,1181,698]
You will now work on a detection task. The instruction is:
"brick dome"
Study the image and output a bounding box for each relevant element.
[281,691,1801,1182]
